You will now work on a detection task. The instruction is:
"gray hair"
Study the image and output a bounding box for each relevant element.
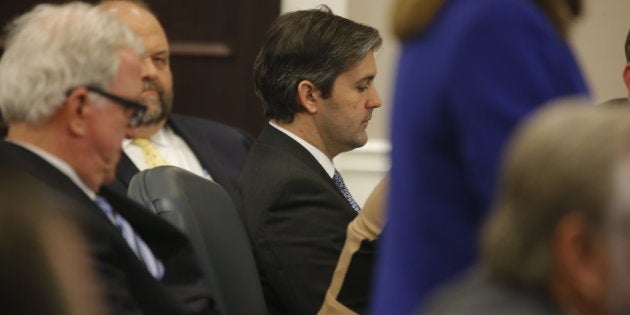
[482,99,630,289]
[0,1,144,124]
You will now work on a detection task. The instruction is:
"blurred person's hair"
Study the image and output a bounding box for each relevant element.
[481,99,630,289]
[253,5,382,123]
[0,1,143,124]
[0,168,107,315]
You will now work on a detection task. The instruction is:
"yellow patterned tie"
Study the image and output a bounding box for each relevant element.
[131,138,168,168]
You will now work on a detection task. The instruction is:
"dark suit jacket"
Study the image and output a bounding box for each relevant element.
[0,141,215,315]
[236,125,358,315]
[419,266,563,315]
[109,113,253,199]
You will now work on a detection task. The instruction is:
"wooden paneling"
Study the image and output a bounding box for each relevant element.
[0,0,279,137]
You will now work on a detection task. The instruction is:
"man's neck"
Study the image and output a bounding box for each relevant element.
[272,117,339,159]
[6,124,98,195]
[548,276,604,315]
[7,123,57,155]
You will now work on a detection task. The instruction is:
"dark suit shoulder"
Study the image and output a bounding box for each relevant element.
[600,97,629,106]
[420,267,562,315]
[168,114,254,199]
[170,113,254,146]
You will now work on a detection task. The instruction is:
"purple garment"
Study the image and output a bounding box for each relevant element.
[371,0,588,314]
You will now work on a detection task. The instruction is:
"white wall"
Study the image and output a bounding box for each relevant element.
[570,0,630,103]
[281,0,629,206]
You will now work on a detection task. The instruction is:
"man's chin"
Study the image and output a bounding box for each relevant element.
[140,114,168,126]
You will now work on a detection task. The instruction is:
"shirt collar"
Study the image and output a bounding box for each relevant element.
[122,125,171,149]
[8,140,96,200]
[269,121,335,178]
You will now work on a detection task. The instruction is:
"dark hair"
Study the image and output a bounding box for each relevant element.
[625,27,630,63]
[253,5,382,123]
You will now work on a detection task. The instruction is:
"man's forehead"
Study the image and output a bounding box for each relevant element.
[99,2,166,39]
[99,1,143,17]
[339,52,377,82]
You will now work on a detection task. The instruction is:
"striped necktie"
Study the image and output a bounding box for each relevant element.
[94,196,164,279]
[131,138,168,168]
[333,170,361,212]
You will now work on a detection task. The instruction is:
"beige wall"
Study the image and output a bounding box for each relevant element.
[570,0,630,102]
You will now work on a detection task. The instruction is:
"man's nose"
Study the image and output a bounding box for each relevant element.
[368,88,383,109]
[141,57,157,79]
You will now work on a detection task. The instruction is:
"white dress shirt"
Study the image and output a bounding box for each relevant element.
[123,126,212,180]
[269,121,335,178]
[9,140,96,199]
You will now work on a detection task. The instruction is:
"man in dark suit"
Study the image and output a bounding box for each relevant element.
[0,3,214,314]
[236,7,382,315]
[98,0,253,198]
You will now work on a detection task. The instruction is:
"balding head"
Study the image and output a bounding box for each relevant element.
[98,0,173,134]
[99,1,167,45]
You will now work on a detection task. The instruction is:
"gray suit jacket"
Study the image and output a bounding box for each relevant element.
[236,125,358,315]
[419,266,564,315]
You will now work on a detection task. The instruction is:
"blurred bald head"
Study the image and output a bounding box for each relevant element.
[98,0,173,132]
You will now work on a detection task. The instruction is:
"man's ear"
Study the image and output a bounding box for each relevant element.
[297,80,319,114]
[552,212,608,307]
[64,87,89,137]
[623,64,630,96]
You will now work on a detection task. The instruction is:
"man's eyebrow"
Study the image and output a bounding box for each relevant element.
[152,50,169,56]
[354,74,376,84]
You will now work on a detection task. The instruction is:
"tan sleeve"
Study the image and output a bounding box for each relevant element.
[318,176,389,315]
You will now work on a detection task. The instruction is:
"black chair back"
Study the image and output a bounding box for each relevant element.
[128,166,267,315]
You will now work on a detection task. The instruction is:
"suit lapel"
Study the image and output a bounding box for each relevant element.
[168,115,231,188]
[116,153,140,188]
[257,125,341,194]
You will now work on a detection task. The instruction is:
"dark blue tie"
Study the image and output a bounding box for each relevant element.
[333,170,361,212]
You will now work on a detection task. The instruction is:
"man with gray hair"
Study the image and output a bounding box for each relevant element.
[0,2,214,314]
[236,6,383,314]
[420,101,630,315]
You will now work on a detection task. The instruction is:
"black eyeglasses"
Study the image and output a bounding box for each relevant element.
[66,86,147,127]
[84,86,147,127]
